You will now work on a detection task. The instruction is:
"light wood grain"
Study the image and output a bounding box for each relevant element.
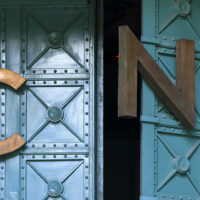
[0,134,25,155]
[118,26,137,117]
[0,69,25,89]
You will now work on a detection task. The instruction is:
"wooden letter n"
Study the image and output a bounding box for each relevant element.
[118,26,195,129]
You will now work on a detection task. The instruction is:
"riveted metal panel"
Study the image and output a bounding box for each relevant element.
[141,0,200,199]
[0,0,103,199]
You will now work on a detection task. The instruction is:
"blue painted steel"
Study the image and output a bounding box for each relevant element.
[141,0,200,199]
[140,196,158,200]
[0,0,103,199]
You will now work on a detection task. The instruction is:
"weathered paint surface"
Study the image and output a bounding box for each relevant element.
[141,0,200,199]
[0,0,103,199]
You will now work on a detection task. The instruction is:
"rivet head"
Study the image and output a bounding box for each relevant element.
[47,106,63,123]
[179,0,191,16]
[47,180,63,197]
[174,156,190,174]
[47,32,64,49]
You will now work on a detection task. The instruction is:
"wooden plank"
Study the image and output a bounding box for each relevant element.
[0,134,25,155]
[118,26,137,117]
[0,69,26,89]
[176,39,194,112]
[118,25,194,128]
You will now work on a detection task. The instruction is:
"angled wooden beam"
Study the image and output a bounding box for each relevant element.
[118,25,194,128]
[176,40,194,114]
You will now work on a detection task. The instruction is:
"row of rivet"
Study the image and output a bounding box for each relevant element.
[154,70,158,119]
[84,154,89,200]
[0,7,6,138]
[20,88,26,200]
[21,154,88,159]
[84,8,91,198]
[159,193,194,200]
[84,6,90,74]
[20,154,26,200]
[30,80,88,85]
[20,89,26,139]
[22,154,89,159]
[0,8,6,199]
[26,80,88,86]
[84,81,89,147]
[30,68,89,74]
[155,0,159,38]
[1,9,6,68]
[154,48,160,119]
[157,127,192,136]
[28,143,89,148]
[154,127,158,195]
[158,48,176,56]
[21,9,27,74]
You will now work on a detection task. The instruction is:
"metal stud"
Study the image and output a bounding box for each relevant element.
[179,0,191,16]
[47,106,63,123]
[47,32,64,49]
[47,180,63,197]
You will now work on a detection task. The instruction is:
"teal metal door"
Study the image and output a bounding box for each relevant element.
[141,0,200,199]
[0,0,103,199]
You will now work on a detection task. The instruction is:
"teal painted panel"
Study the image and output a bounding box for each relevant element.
[0,0,103,199]
[141,0,200,199]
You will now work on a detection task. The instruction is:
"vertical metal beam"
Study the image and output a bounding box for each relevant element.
[96,0,104,199]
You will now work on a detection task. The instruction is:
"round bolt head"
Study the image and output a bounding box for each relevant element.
[47,106,63,123]
[47,180,63,197]
[47,32,64,49]
[174,156,190,174]
[179,0,191,16]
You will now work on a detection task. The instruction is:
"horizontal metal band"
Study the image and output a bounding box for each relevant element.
[141,36,200,53]
[140,196,158,200]
[23,73,89,80]
[140,115,179,127]
[140,115,200,132]
[22,148,89,155]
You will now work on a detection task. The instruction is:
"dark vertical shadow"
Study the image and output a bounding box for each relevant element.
[104,0,141,199]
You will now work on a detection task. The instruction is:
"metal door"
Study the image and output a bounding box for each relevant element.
[141,0,200,199]
[0,0,103,199]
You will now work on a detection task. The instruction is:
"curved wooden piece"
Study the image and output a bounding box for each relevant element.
[0,69,26,89]
[0,134,25,155]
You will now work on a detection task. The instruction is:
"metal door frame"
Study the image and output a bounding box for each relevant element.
[0,0,104,199]
[95,0,103,199]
